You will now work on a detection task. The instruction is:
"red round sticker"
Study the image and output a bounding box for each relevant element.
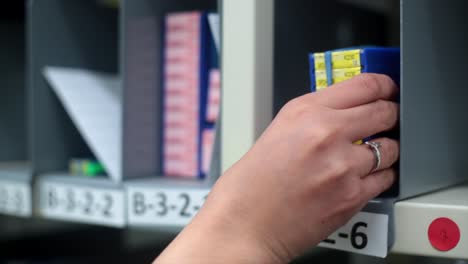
[428,217,460,251]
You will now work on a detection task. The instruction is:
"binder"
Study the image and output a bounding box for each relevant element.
[162,11,216,179]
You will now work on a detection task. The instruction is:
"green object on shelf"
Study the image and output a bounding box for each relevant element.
[83,161,105,177]
[69,159,105,177]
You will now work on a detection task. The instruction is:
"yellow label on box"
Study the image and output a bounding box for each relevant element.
[315,70,328,90]
[332,67,362,84]
[314,53,326,70]
[332,49,361,69]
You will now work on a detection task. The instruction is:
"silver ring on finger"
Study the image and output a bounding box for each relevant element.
[364,141,382,173]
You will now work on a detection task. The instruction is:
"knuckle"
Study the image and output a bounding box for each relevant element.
[375,100,398,128]
[284,96,303,108]
[281,97,310,118]
[372,138,399,168]
[374,170,396,195]
[309,125,339,150]
[385,101,398,118]
[392,141,400,161]
[339,179,363,206]
[377,99,392,113]
[328,157,353,178]
[344,187,362,205]
[387,170,397,186]
[385,139,400,163]
[280,98,297,115]
[356,73,382,97]
[380,139,392,157]
[378,73,396,89]
[378,143,390,167]
[380,183,389,194]
[380,175,394,193]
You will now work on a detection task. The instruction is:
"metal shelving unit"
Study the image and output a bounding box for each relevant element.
[1,0,467,261]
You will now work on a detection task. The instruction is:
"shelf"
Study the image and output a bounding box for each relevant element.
[36,173,125,227]
[0,162,32,217]
[392,183,468,259]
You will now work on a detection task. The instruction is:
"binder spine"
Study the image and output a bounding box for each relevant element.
[162,12,202,178]
[162,11,216,179]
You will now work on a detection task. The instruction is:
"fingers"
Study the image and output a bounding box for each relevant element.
[311,73,399,109]
[350,138,399,177]
[340,100,399,141]
[360,168,396,201]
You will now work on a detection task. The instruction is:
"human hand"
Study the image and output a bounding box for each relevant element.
[155,73,399,263]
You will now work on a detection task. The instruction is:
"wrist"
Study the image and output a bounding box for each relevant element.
[186,197,287,264]
[155,187,288,264]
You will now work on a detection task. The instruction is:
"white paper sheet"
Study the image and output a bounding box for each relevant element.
[208,13,220,53]
[43,67,122,181]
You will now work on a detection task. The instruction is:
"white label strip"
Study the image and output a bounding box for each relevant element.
[40,182,125,227]
[0,180,32,217]
[319,212,389,258]
[127,187,209,226]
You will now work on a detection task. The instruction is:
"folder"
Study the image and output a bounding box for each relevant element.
[162,11,216,179]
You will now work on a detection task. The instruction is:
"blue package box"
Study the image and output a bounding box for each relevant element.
[309,47,400,92]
